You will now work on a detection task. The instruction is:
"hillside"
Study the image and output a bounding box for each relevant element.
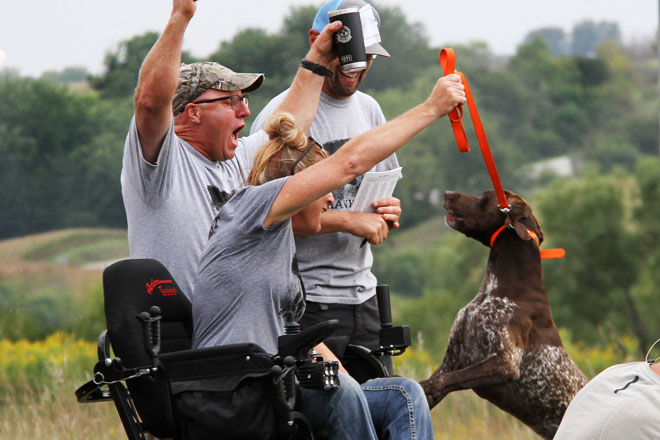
[0,228,128,340]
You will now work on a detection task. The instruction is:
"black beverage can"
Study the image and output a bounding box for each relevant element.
[328,7,367,73]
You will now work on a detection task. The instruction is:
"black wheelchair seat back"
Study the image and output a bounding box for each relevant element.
[103,258,193,437]
[104,258,193,359]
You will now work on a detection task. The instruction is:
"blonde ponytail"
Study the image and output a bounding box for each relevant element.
[248,112,327,186]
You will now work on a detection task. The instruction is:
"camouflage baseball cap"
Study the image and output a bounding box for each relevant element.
[172,62,264,115]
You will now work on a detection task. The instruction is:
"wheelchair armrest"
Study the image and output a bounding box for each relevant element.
[277,319,340,359]
[75,329,116,403]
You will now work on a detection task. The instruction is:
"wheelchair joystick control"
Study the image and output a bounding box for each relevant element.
[373,284,411,357]
[283,311,300,335]
[376,284,393,329]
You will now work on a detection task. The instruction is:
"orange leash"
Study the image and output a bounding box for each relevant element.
[442,48,565,260]
[440,48,509,211]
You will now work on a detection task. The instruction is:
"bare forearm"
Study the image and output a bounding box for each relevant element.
[333,102,438,179]
[275,67,326,133]
[291,209,346,237]
[136,13,190,112]
[274,21,341,133]
[134,3,195,162]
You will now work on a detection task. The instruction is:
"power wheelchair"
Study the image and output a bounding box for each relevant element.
[75,258,410,439]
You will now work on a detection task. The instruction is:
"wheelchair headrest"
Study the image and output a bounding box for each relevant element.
[103,258,192,368]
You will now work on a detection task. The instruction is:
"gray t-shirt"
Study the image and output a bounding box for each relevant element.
[191,177,304,354]
[121,116,267,298]
[554,362,660,439]
[251,90,399,305]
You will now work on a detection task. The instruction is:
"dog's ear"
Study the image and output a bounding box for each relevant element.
[513,218,533,241]
[530,213,544,244]
[512,213,544,243]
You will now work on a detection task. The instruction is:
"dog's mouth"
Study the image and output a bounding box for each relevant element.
[445,211,463,229]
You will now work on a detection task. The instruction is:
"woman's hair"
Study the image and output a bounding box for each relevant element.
[248,112,327,186]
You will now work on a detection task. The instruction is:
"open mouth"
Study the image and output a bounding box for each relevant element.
[445,211,463,228]
[231,125,243,144]
[340,70,360,80]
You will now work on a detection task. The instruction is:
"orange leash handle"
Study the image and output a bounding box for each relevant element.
[440,49,469,153]
[440,48,509,211]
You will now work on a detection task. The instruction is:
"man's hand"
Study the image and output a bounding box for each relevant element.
[172,0,196,20]
[372,197,401,230]
[306,21,343,66]
[347,212,390,245]
[426,74,467,118]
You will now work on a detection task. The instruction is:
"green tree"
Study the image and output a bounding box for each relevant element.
[40,66,89,84]
[0,72,131,238]
[524,27,569,56]
[570,20,621,57]
[88,32,196,99]
[361,3,437,92]
[536,170,647,354]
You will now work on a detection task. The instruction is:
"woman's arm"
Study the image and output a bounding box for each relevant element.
[263,75,467,227]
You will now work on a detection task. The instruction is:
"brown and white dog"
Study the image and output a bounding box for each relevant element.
[419,189,587,439]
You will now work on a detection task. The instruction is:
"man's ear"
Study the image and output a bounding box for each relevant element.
[185,104,202,123]
[309,29,320,47]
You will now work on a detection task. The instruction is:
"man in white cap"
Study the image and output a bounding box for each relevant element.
[121,0,340,298]
[251,0,400,372]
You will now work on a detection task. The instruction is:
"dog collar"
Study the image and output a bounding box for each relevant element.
[489,225,565,260]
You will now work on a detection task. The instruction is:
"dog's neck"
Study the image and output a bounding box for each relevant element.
[484,228,546,298]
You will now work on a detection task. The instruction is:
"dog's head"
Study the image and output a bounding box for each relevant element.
[443,189,544,247]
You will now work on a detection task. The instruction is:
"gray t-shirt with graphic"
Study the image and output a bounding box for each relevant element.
[251,90,399,305]
[554,361,660,439]
[191,177,304,354]
[121,116,267,298]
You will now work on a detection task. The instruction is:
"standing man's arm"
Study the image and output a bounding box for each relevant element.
[134,0,196,164]
[294,197,402,245]
[273,21,342,133]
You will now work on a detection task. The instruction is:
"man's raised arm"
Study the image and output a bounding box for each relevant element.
[274,21,342,133]
[134,0,196,164]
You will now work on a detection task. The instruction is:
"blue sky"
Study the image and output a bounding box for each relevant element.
[1,0,656,77]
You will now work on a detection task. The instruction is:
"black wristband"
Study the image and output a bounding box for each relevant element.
[300,59,333,77]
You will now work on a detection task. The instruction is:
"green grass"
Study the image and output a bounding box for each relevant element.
[0,335,541,439]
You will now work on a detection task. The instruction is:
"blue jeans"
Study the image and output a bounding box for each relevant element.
[300,373,433,440]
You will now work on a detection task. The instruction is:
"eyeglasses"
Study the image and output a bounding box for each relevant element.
[191,94,249,111]
[291,137,323,175]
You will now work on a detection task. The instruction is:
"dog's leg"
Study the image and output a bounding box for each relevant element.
[420,351,522,408]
